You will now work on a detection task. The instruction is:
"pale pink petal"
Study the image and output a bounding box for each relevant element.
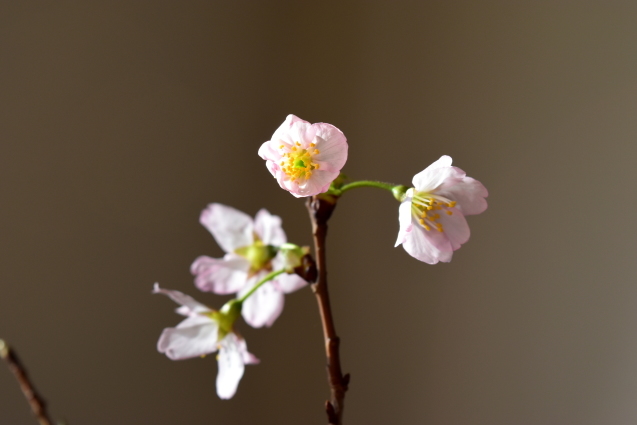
[190,254,250,294]
[157,322,219,360]
[200,204,254,253]
[216,333,252,399]
[265,158,279,178]
[290,120,317,147]
[296,169,339,197]
[437,209,471,250]
[153,284,210,315]
[402,225,453,264]
[239,279,285,328]
[254,209,287,246]
[411,156,462,192]
[275,273,308,293]
[437,176,488,216]
[174,314,213,329]
[257,141,281,162]
[395,196,414,247]
[312,126,348,172]
[270,114,310,145]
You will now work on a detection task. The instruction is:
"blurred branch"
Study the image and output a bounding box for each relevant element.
[0,339,54,425]
[306,196,349,425]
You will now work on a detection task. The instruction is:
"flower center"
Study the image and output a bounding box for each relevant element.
[234,237,277,274]
[411,191,456,232]
[278,141,320,183]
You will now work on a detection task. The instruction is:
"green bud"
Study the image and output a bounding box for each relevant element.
[278,243,309,273]
[392,185,409,202]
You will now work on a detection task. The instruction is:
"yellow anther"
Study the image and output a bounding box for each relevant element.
[315,163,320,169]
[295,141,301,146]
[314,149,320,154]
[448,201,456,207]
[446,210,453,215]
[427,206,433,210]
[310,142,316,147]
[291,146,297,151]
[279,145,284,149]
[280,161,285,166]
[424,224,431,231]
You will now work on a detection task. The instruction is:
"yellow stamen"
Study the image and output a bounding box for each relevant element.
[446,210,453,215]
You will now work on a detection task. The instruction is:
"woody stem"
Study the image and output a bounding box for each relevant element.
[306,196,349,425]
[0,339,54,425]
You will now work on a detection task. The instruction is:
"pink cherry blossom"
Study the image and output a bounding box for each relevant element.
[395,155,488,264]
[153,284,259,399]
[190,203,307,328]
[258,114,348,197]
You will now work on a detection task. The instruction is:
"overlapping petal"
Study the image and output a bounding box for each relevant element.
[239,276,285,328]
[190,254,250,294]
[200,203,254,253]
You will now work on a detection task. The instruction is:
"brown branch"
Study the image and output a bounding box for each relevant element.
[0,339,54,425]
[305,196,349,425]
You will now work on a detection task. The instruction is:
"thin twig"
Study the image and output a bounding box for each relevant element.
[0,339,54,425]
[306,196,349,425]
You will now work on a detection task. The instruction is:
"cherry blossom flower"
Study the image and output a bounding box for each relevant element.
[258,114,348,197]
[395,155,488,264]
[153,284,259,399]
[190,203,307,328]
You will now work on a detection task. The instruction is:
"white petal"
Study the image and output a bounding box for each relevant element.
[270,114,311,145]
[153,284,210,315]
[275,273,308,294]
[312,125,348,172]
[402,225,453,264]
[200,204,254,253]
[437,209,471,250]
[254,209,287,246]
[216,333,247,399]
[411,155,459,192]
[395,198,414,247]
[157,322,219,360]
[297,169,339,197]
[437,175,488,216]
[239,279,285,328]
[190,255,250,294]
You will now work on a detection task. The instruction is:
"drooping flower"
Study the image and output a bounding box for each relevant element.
[190,203,307,328]
[395,155,488,264]
[153,284,259,399]
[258,114,348,197]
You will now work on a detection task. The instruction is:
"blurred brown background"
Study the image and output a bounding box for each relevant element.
[1,1,637,424]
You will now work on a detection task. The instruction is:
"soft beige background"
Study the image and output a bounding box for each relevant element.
[1,1,637,424]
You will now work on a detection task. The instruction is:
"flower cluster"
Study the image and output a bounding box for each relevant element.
[156,203,308,398]
[154,114,487,402]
